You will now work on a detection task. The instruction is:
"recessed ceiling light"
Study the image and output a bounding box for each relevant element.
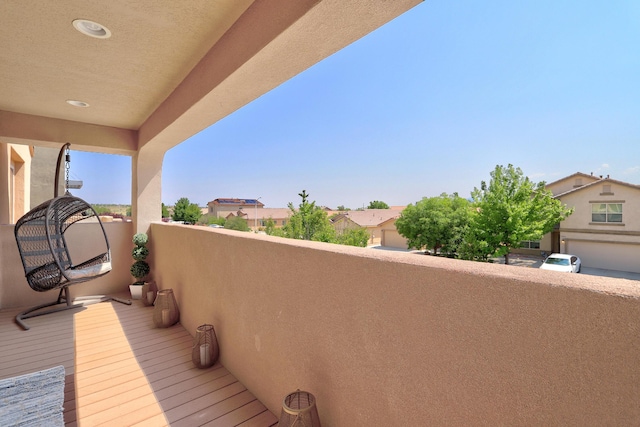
[66,100,90,108]
[72,19,111,39]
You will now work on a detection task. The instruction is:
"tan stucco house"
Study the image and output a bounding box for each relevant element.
[542,172,640,273]
[332,208,405,245]
[207,198,264,218]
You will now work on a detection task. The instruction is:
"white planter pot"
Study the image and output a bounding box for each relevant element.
[129,284,143,300]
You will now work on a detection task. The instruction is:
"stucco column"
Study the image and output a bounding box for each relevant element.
[0,144,10,224]
[132,144,165,234]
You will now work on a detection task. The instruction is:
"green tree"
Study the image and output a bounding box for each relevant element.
[368,200,389,209]
[335,227,370,247]
[395,193,472,256]
[336,205,350,211]
[161,203,170,218]
[172,197,202,224]
[224,215,250,231]
[283,190,335,242]
[466,164,573,264]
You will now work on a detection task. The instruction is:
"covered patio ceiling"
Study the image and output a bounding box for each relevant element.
[0,0,422,156]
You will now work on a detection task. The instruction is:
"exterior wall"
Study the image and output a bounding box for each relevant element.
[0,222,133,309]
[150,223,640,426]
[546,173,600,196]
[30,146,62,208]
[0,143,32,224]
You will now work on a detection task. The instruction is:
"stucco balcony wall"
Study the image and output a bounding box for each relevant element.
[0,222,132,309]
[149,223,640,426]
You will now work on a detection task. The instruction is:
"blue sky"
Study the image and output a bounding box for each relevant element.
[72,0,640,209]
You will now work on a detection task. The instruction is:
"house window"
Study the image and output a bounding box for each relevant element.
[281,220,287,226]
[592,203,622,223]
[520,240,540,249]
[260,219,266,226]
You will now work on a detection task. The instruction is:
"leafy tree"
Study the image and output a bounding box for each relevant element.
[264,217,286,237]
[264,217,278,235]
[395,193,472,256]
[466,164,573,264]
[336,205,350,211]
[224,215,250,231]
[283,190,335,242]
[335,227,370,247]
[93,205,110,215]
[172,197,202,224]
[162,203,170,218]
[196,214,225,226]
[368,200,389,209]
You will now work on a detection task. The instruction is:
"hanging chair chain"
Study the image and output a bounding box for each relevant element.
[65,145,71,195]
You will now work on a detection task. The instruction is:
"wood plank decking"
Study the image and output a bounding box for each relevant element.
[0,297,278,427]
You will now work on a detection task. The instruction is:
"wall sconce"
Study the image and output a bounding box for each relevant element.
[278,390,321,427]
[153,289,180,328]
[192,324,219,369]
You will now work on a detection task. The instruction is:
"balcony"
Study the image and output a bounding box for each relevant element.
[1,221,639,425]
[2,2,640,425]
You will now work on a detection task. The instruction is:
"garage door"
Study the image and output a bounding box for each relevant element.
[381,229,408,249]
[568,241,640,273]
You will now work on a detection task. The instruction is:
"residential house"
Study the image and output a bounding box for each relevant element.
[547,172,640,273]
[332,208,405,246]
[2,2,640,426]
[207,198,264,218]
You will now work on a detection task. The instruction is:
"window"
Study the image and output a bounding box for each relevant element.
[520,240,540,249]
[281,220,287,226]
[592,203,622,223]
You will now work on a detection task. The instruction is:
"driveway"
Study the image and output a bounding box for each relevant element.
[496,254,640,281]
[371,246,640,281]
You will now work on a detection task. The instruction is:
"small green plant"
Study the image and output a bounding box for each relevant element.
[130,232,150,284]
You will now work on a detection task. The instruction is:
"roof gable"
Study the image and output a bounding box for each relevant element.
[554,177,640,199]
[336,209,400,227]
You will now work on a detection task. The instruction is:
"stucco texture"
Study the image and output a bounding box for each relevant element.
[150,223,640,426]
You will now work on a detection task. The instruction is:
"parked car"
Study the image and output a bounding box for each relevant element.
[540,253,581,273]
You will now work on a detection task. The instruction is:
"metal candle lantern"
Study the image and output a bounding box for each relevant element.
[191,324,219,369]
[152,289,179,327]
[141,281,156,306]
[278,390,321,427]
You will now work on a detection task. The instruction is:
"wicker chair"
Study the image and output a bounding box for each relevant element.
[13,143,130,330]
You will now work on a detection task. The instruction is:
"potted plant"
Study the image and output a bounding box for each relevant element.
[129,233,150,299]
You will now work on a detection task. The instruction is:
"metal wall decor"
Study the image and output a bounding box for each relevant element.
[152,289,179,327]
[191,324,219,369]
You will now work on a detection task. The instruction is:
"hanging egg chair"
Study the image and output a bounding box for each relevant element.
[13,143,131,330]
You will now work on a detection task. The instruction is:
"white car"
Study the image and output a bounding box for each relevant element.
[540,253,581,273]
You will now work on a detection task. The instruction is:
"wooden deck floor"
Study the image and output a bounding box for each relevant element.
[0,297,278,427]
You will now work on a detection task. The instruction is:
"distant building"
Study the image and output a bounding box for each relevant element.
[224,207,292,231]
[207,198,264,218]
[331,208,405,246]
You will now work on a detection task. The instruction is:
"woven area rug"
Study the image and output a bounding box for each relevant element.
[0,365,65,427]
